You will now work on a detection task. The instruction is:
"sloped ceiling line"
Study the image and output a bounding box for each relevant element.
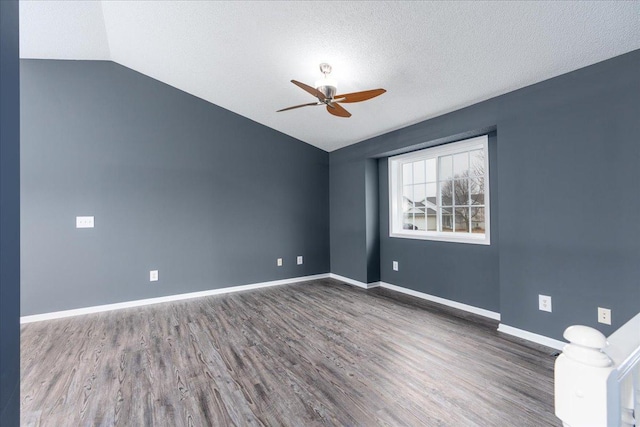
[98,0,112,59]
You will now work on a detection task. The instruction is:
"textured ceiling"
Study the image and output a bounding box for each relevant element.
[20,1,640,152]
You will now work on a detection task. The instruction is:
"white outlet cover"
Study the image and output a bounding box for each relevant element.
[277,258,283,267]
[392,261,399,271]
[598,307,611,325]
[149,270,159,282]
[539,295,552,312]
[297,256,303,265]
[76,216,94,228]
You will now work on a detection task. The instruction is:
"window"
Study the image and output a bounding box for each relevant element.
[389,135,490,245]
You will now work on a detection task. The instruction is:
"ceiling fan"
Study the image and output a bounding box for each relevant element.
[277,63,386,118]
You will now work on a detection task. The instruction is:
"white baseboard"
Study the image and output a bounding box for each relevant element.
[376,282,567,350]
[20,273,330,324]
[21,272,567,352]
[497,323,566,351]
[378,281,501,321]
[328,273,380,289]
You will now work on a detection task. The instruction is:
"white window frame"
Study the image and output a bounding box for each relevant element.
[389,135,490,245]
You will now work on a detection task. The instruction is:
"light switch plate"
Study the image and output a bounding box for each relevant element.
[76,216,94,228]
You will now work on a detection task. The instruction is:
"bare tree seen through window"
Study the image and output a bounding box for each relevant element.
[439,149,485,233]
[403,150,485,233]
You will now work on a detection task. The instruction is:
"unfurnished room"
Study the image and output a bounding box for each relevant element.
[1,1,639,426]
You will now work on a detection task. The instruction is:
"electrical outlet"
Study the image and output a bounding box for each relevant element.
[598,307,611,325]
[539,295,552,312]
[297,256,303,265]
[392,261,399,271]
[149,270,159,282]
[277,258,283,267]
[76,216,94,228]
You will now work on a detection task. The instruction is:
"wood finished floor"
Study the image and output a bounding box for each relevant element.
[21,279,560,426]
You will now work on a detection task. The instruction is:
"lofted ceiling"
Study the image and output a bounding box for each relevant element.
[19,1,640,152]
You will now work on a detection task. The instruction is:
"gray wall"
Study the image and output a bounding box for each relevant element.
[329,155,367,281]
[0,0,21,424]
[365,159,380,283]
[21,60,330,316]
[330,50,640,339]
[19,50,640,341]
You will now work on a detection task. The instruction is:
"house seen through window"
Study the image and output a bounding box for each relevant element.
[388,135,490,245]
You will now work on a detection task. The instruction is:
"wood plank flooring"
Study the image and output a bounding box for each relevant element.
[21,278,561,426]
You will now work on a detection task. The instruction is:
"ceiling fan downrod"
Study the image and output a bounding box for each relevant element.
[316,63,337,100]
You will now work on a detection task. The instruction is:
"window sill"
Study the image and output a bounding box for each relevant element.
[389,231,490,245]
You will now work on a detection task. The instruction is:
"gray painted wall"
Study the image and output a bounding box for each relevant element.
[497,64,640,339]
[0,0,21,424]
[21,60,329,316]
[330,50,640,339]
[365,159,380,283]
[329,156,367,281]
[19,50,640,342]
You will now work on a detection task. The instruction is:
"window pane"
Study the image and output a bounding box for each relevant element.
[426,211,437,231]
[403,185,413,205]
[470,177,485,205]
[425,183,437,207]
[414,207,426,231]
[454,179,469,206]
[414,184,426,205]
[455,207,470,232]
[402,202,412,215]
[403,163,413,185]
[470,149,485,176]
[453,152,469,178]
[439,181,453,206]
[471,207,485,233]
[403,212,416,230]
[441,208,453,232]
[412,185,426,230]
[413,161,425,184]
[439,155,453,180]
[426,158,436,182]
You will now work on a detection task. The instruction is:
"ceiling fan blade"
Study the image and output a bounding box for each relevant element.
[291,80,327,101]
[326,103,351,118]
[334,88,386,103]
[277,102,321,112]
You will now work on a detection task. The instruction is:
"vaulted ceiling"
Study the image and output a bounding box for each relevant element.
[19,1,640,152]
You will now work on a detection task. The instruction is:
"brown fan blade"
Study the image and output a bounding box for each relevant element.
[334,88,386,103]
[326,103,351,118]
[277,102,320,112]
[291,80,327,101]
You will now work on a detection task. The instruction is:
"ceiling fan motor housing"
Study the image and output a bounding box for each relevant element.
[316,84,337,100]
